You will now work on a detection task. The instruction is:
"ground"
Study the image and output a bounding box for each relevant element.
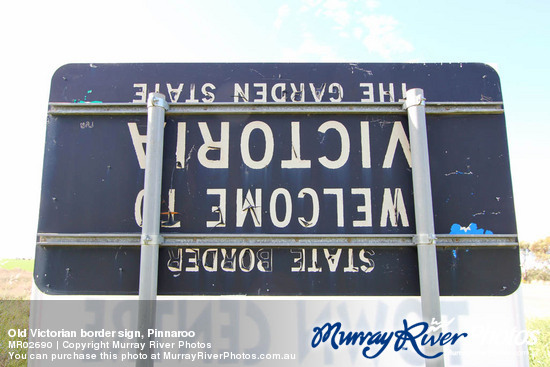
[0,268,32,300]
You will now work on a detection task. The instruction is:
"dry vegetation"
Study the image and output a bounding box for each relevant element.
[0,269,32,300]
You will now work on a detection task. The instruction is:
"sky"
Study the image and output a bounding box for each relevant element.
[0,0,549,258]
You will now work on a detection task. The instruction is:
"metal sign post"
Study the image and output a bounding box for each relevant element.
[404,88,444,366]
[136,93,169,367]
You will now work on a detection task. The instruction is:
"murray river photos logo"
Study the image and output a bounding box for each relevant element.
[311,319,467,359]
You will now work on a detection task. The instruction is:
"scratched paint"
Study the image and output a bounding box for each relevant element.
[444,170,473,176]
[73,89,103,103]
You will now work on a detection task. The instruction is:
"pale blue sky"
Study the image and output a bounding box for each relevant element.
[1,0,549,258]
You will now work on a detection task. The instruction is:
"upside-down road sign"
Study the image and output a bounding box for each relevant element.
[35,63,520,296]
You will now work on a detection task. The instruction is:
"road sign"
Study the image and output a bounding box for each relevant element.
[35,63,520,296]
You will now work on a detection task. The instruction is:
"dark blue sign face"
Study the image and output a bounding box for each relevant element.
[35,63,520,296]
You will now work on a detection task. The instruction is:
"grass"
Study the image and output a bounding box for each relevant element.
[0,260,33,273]
[527,318,550,366]
[0,260,32,365]
[0,299,30,367]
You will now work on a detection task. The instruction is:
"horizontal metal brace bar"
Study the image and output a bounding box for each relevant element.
[36,233,518,247]
[48,102,503,116]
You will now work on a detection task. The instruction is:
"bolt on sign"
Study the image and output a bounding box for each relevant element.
[35,63,520,296]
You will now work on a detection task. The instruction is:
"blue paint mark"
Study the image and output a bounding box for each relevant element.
[450,223,493,235]
[452,249,457,258]
[73,89,102,103]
